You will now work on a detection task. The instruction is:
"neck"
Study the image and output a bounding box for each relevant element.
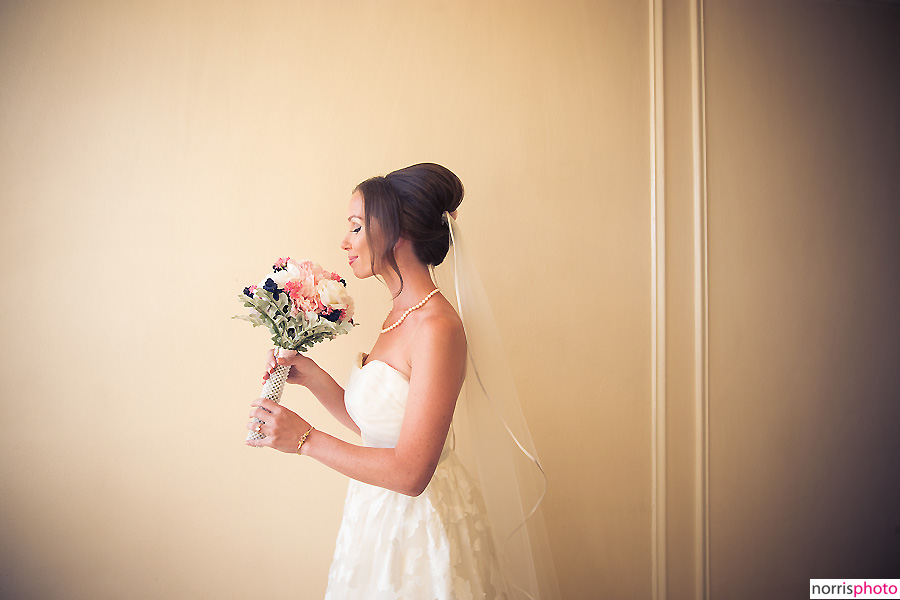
[382,262,436,308]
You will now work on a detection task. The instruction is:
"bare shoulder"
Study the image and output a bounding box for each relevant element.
[409,297,466,366]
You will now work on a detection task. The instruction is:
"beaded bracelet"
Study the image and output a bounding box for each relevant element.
[297,426,314,455]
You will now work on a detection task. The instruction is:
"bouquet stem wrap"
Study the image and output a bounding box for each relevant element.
[247,363,291,442]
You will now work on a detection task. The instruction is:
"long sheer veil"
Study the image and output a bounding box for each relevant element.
[434,212,561,600]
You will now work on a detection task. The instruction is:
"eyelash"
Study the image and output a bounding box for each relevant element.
[351,226,361,234]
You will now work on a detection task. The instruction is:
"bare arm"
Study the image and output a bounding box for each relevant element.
[250,314,466,496]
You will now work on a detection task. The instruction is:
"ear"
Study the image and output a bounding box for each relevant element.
[392,236,417,263]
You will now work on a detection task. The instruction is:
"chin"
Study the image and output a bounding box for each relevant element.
[350,265,373,280]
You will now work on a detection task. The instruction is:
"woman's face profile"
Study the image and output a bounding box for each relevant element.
[342,191,374,279]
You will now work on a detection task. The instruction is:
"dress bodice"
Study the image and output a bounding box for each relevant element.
[344,353,410,448]
[344,353,454,459]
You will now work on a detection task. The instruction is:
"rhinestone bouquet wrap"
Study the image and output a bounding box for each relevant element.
[246,362,292,442]
[235,257,355,442]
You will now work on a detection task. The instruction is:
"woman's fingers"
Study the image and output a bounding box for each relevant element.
[245,436,267,447]
[247,399,278,436]
[245,396,310,453]
[262,348,300,380]
[262,348,277,381]
[248,407,269,422]
[251,397,278,412]
[275,348,299,361]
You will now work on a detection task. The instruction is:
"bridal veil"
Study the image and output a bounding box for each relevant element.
[435,212,561,600]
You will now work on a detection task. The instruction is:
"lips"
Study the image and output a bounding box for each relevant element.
[348,256,357,266]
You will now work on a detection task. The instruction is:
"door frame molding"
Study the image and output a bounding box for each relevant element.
[649,0,667,599]
[650,1,709,598]
[690,0,711,597]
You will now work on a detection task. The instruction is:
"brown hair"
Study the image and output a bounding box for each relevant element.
[355,163,464,294]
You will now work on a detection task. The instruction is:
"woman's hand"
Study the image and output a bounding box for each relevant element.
[262,348,320,387]
[245,397,312,454]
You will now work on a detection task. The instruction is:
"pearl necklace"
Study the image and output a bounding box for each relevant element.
[381,288,440,333]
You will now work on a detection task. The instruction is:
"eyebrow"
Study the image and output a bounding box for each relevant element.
[348,215,363,221]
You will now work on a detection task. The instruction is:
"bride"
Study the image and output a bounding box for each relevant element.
[247,163,557,599]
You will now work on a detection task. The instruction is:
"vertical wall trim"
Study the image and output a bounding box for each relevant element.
[649,0,667,599]
[689,0,711,599]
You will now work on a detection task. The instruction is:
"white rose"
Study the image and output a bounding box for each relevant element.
[318,279,348,308]
[284,261,303,281]
[269,269,292,288]
[318,279,354,320]
[257,271,288,291]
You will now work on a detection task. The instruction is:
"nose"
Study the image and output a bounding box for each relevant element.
[340,233,351,251]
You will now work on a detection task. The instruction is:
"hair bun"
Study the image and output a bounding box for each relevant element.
[355,164,464,290]
[384,163,463,267]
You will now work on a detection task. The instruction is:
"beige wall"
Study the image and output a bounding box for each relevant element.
[0,2,650,599]
[3,1,898,599]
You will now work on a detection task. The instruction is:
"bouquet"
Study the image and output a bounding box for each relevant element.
[235,257,355,441]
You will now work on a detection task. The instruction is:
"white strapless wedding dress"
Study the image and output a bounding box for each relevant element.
[324,354,508,599]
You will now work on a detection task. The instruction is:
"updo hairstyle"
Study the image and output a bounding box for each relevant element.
[355,163,463,293]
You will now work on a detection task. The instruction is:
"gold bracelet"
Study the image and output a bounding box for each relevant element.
[296,426,314,455]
